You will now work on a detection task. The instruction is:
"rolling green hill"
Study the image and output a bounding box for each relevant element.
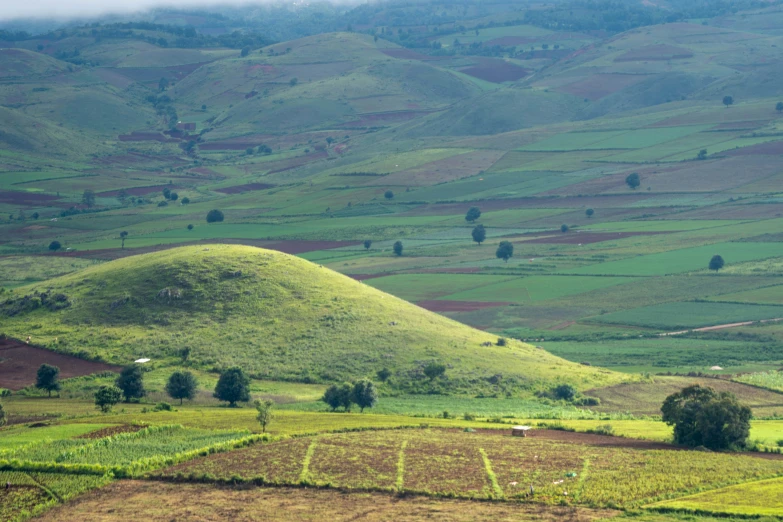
[0,244,628,393]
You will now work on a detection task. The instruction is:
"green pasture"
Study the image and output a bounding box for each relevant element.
[590,301,783,330]
[710,285,783,305]
[0,424,110,452]
[647,477,783,516]
[365,273,515,301]
[440,275,633,304]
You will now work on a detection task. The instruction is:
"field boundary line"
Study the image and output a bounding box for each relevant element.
[299,440,317,484]
[572,457,591,503]
[478,448,503,499]
[396,439,407,492]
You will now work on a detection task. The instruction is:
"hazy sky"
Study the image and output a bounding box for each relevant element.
[0,0,315,21]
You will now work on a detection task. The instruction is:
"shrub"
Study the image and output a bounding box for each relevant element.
[423,362,446,380]
[463,412,476,421]
[496,337,507,347]
[553,384,577,401]
[48,241,61,252]
[206,209,224,223]
[154,402,173,411]
[95,385,122,412]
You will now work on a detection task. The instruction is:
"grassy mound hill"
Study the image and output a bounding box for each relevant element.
[0,245,628,394]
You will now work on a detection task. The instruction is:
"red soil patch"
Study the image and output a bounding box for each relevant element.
[614,44,693,62]
[0,338,121,391]
[558,73,648,100]
[118,132,179,143]
[97,185,179,197]
[417,300,511,312]
[214,182,275,194]
[76,425,145,439]
[0,190,61,207]
[522,231,668,245]
[459,58,529,83]
[725,140,783,156]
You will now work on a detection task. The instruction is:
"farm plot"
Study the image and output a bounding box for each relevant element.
[155,429,783,508]
[709,285,783,305]
[589,301,783,330]
[647,476,783,516]
[0,470,113,520]
[365,274,515,302]
[440,276,633,304]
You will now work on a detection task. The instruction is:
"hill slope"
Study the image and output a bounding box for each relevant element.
[0,245,627,394]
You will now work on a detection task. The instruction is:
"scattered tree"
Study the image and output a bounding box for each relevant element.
[560,224,569,233]
[723,95,734,108]
[709,254,725,272]
[32,212,39,220]
[116,365,145,402]
[213,367,250,407]
[36,364,61,397]
[48,241,61,252]
[165,370,198,405]
[289,77,298,86]
[423,361,446,381]
[376,368,391,382]
[364,239,372,250]
[471,224,486,245]
[384,190,394,200]
[163,188,171,199]
[201,104,207,110]
[246,147,254,155]
[697,149,708,160]
[662,385,751,450]
[776,102,783,113]
[119,231,128,249]
[393,241,403,256]
[496,241,514,263]
[625,172,640,190]
[187,224,194,230]
[351,379,378,412]
[586,208,594,218]
[158,77,169,92]
[169,193,178,201]
[94,385,122,412]
[254,399,274,432]
[553,384,577,401]
[465,206,481,223]
[322,383,353,411]
[181,197,190,204]
[206,209,224,223]
[82,189,96,208]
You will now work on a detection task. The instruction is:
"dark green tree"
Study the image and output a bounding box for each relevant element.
[586,208,594,218]
[82,189,96,208]
[206,209,224,223]
[496,241,514,263]
[254,399,274,432]
[240,46,250,57]
[162,188,171,199]
[423,362,446,381]
[393,241,403,256]
[158,77,169,92]
[95,385,122,412]
[709,255,725,272]
[723,95,733,107]
[116,365,145,402]
[465,206,481,223]
[213,367,250,406]
[48,241,61,252]
[697,149,708,160]
[119,231,128,249]
[36,364,61,397]
[625,172,640,190]
[322,383,353,411]
[472,224,486,245]
[384,190,394,200]
[165,370,198,405]
[169,193,178,201]
[553,384,577,401]
[289,77,298,86]
[560,224,569,233]
[662,385,751,450]
[777,102,783,113]
[364,239,372,250]
[376,368,391,382]
[181,197,190,204]
[351,380,378,413]
[187,224,194,230]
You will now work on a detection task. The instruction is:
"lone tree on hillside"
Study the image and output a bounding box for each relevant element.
[697,149,708,160]
[723,95,734,108]
[423,361,447,381]
[662,385,751,450]
[254,399,274,432]
[165,370,198,405]
[119,231,128,249]
[465,206,482,223]
[82,189,96,208]
[206,209,224,223]
[213,367,250,407]
[384,190,394,200]
[116,365,145,402]
[351,379,378,412]
[393,240,403,256]
[777,102,783,113]
[95,385,122,412]
[561,224,569,233]
[36,364,61,397]
[240,46,250,57]
[625,172,640,190]
[472,224,486,245]
[709,254,725,272]
[586,208,594,218]
[496,241,514,263]
[322,383,353,411]
[364,239,372,250]
[49,241,61,252]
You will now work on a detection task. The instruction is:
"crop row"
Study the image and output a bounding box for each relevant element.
[154,429,783,508]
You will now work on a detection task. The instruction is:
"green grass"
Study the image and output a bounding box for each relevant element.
[440,275,633,304]
[647,476,783,516]
[365,274,515,301]
[0,424,110,452]
[589,302,783,330]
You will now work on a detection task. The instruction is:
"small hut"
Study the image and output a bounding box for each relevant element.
[511,426,532,437]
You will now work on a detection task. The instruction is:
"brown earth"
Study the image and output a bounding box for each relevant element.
[0,337,121,390]
[417,300,511,312]
[0,190,61,207]
[726,140,783,156]
[35,481,617,522]
[76,425,146,439]
[214,182,275,194]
